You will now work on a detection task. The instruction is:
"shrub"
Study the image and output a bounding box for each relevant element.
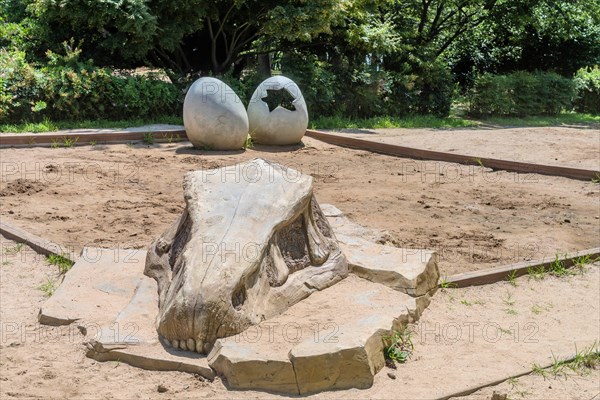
[573,66,600,114]
[281,51,340,118]
[0,45,181,123]
[468,71,575,117]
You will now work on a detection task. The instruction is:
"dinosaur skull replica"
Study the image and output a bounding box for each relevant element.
[144,159,348,354]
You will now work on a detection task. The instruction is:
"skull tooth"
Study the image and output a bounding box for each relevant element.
[180,340,188,351]
[303,207,330,264]
[195,340,204,353]
[163,338,172,347]
[187,338,195,352]
[171,339,179,349]
[270,240,289,286]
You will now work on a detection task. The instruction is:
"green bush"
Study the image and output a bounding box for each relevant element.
[281,52,454,119]
[0,46,181,123]
[468,71,575,117]
[573,66,600,114]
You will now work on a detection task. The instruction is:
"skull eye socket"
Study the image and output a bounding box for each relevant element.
[232,285,247,311]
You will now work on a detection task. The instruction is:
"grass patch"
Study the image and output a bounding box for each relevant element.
[46,253,74,274]
[310,112,600,130]
[0,115,183,134]
[530,342,600,381]
[310,115,478,130]
[478,112,600,127]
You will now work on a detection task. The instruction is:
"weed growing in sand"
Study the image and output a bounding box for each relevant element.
[531,342,599,381]
[38,278,57,297]
[531,363,547,378]
[506,269,518,287]
[567,341,600,374]
[461,299,484,307]
[502,291,518,315]
[4,243,24,255]
[50,139,60,148]
[62,136,79,148]
[46,253,74,274]
[592,173,600,184]
[143,133,154,145]
[383,326,414,365]
[439,278,456,291]
[89,140,97,146]
[548,254,576,277]
[243,135,254,149]
[164,133,180,143]
[527,265,546,280]
[571,254,599,274]
[472,157,485,168]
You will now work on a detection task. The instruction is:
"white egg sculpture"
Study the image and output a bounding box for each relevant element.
[183,77,249,150]
[247,76,308,145]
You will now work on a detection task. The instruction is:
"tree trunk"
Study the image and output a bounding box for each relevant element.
[257,54,272,78]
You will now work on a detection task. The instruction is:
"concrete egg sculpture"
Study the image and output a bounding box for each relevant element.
[183,77,249,150]
[247,75,308,145]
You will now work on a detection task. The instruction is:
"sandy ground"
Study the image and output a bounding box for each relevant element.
[0,136,598,277]
[1,236,598,399]
[327,126,600,170]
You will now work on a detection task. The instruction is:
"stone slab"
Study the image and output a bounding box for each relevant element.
[38,247,215,379]
[38,247,147,326]
[322,204,439,296]
[208,275,431,394]
[85,267,215,380]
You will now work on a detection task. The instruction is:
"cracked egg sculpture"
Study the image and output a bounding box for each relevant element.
[183,77,249,150]
[144,158,348,354]
[247,76,309,145]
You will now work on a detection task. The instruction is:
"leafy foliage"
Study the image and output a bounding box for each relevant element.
[468,71,575,117]
[573,66,600,114]
[0,45,180,123]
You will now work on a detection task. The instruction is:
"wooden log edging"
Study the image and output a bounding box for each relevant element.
[444,247,600,288]
[305,129,599,181]
[0,128,187,148]
[0,219,77,262]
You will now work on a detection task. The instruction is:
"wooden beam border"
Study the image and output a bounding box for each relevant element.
[305,129,599,181]
[444,247,600,288]
[0,219,77,261]
[0,129,187,147]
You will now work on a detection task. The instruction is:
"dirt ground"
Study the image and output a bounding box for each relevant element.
[0,130,600,275]
[0,135,598,276]
[1,236,598,399]
[327,125,600,170]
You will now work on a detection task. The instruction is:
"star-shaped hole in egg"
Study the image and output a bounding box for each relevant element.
[261,89,297,112]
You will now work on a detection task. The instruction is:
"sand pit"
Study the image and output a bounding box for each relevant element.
[1,135,598,276]
[1,236,598,399]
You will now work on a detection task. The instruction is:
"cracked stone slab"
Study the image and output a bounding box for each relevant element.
[38,247,214,379]
[208,275,431,394]
[321,204,439,296]
[38,247,148,326]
